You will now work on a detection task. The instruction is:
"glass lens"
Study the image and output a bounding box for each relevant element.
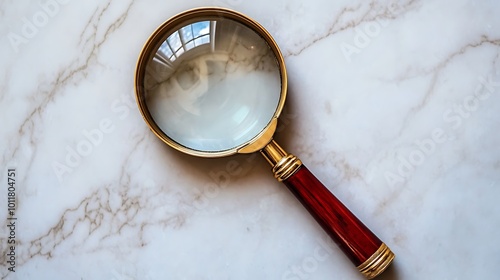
[142,17,281,152]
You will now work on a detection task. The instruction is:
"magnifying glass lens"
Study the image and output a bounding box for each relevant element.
[143,18,281,152]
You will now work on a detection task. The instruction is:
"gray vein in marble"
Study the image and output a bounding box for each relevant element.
[395,36,500,81]
[80,0,134,57]
[14,135,190,268]
[283,0,420,57]
[78,2,112,46]
[374,45,499,221]
[116,130,148,187]
[1,2,137,272]
[396,36,500,137]
[292,139,364,188]
[1,0,135,181]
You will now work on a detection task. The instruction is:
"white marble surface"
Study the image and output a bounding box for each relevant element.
[1,0,499,279]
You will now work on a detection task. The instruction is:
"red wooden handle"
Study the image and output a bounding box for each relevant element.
[283,165,382,266]
[261,140,393,278]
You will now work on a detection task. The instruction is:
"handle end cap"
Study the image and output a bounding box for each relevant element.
[358,243,395,279]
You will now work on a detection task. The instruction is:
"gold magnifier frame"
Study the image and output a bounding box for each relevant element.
[134,7,394,279]
[135,7,286,158]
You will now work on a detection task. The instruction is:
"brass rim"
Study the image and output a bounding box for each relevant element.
[134,7,287,158]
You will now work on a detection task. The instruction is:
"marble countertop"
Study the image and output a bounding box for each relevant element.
[1,0,499,279]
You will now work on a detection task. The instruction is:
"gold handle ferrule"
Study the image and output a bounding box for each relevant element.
[260,140,302,181]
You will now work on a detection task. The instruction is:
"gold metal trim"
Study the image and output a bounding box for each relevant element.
[261,140,302,181]
[134,7,287,158]
[358,243,395,279]
[238,118,277,154]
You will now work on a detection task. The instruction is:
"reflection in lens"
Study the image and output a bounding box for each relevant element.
[143,18,281,152]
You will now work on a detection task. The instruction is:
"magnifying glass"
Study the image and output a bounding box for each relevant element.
[135,8,394,279]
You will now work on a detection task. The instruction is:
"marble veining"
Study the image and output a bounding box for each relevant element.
[0,0,499,279]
